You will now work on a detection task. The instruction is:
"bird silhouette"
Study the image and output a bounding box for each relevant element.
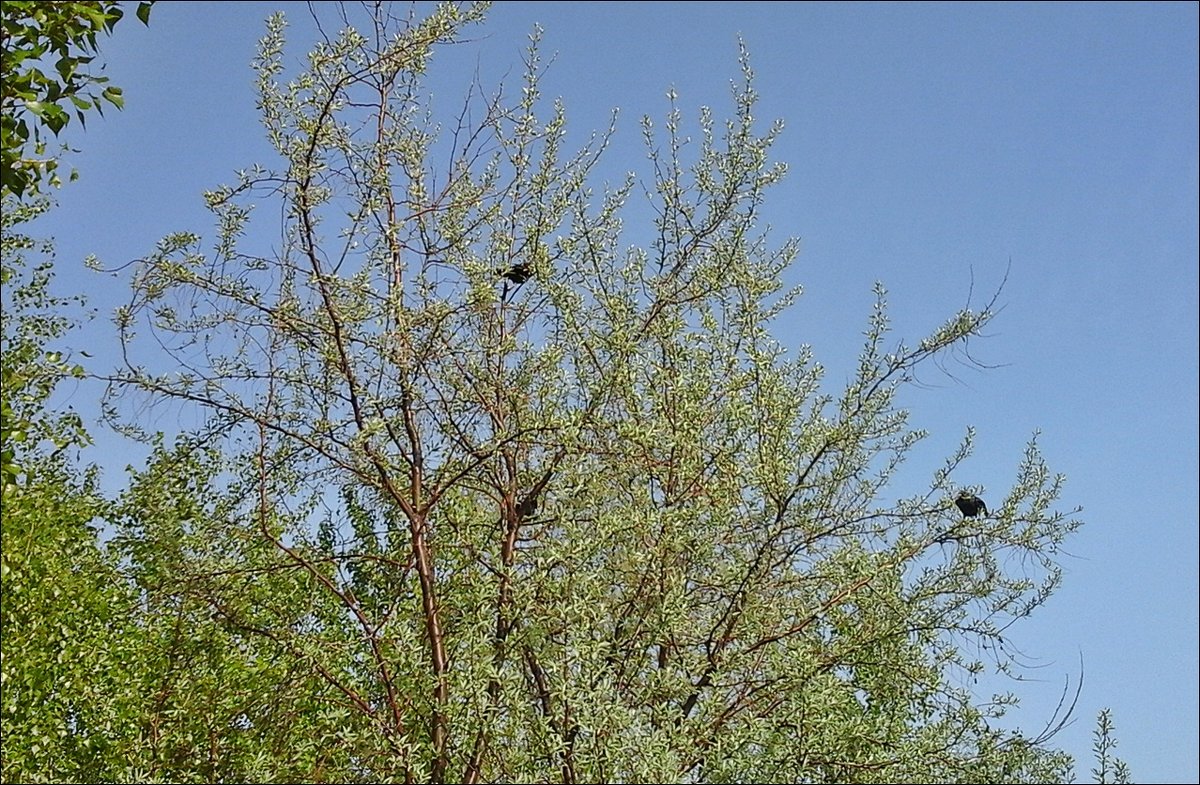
[516,494,538,520]
[497,262,532,285]
[954,491,988,518]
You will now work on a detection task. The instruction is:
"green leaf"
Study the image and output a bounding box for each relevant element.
[40,104,69,134]
[102,85,124,109]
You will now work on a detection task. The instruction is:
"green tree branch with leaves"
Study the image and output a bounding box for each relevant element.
[97,3,1112,782]
[0,0,152,198]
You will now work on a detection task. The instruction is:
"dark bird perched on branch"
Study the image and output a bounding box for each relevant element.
[514,469,554,522]
[954,491,988,518]
[515,494,538,520]
[497,262,532,285]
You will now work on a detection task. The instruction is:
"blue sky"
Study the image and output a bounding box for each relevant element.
[25,2,1198,780]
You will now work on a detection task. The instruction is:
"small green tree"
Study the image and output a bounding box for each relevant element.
[0,200,132,782]
[0,204,312,784]
[0,0,153,198]
[1090,709,1132,785]
[0,6,175,778]
[109,436,359,782]
[104,3,1094,782]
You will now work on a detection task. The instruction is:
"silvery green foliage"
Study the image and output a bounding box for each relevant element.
[110,4,1083,782]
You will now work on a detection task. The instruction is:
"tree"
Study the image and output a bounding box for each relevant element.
[0,0,153,198]
[0,200,89,493]
[104,3,1092,782]
[0,200,139,782]
[0,6,200,780]
[1,0,155,487]
[0,205,319,785]
[1090,709,1132,785]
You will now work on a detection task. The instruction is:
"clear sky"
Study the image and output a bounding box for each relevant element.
[26,2,1198,781]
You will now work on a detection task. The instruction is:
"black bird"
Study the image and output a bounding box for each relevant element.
[515,470,554,521]
[498,262,532,285]
[515,493,538,520]
[954,491,988,518]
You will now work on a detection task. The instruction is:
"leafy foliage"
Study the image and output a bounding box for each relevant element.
[99,4,1098,782]
[0,203,129,782]
[0,450,148,782]
[0,0,153,197]
[1091,709,1132,785]
[0,199,89,495]
[0,2,1131,783]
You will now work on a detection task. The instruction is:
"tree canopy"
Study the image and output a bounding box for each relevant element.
[1,3,1132,783]
[0,0,152,198]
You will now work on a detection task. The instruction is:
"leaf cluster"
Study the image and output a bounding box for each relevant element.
[0,199,90,494]
[0,0,152,197]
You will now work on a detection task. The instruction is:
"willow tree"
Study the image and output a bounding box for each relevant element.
[108,3,1081,782]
